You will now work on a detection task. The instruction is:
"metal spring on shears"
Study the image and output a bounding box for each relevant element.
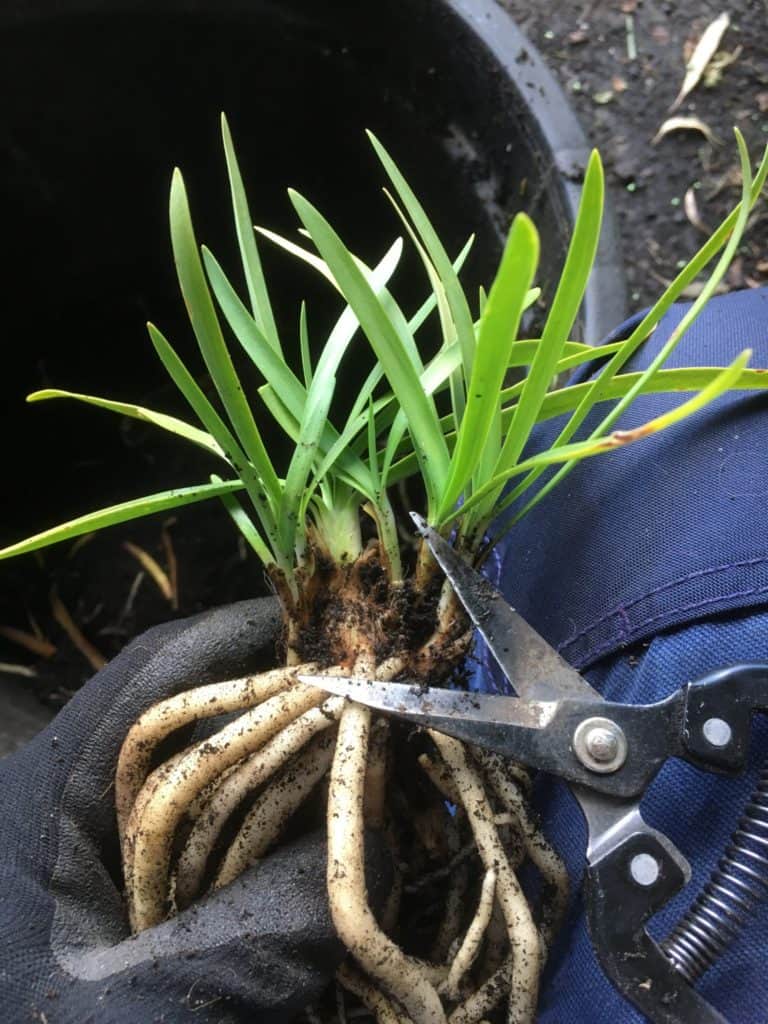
[662,762,768,982]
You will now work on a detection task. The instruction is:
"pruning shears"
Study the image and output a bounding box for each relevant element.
[301,513,768,1024]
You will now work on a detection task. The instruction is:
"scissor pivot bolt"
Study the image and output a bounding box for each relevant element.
[573,717,627,773]
[630,852,660,887]
[702,717,732,748]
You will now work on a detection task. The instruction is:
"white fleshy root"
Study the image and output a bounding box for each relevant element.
[117,646,562,1023]
[441,869,497,1000]
[213,728,337,888]
[429,733,541,1024]
[337,963,411,1024]
[174,696,345,907]
[328,700,447,1024]
[116,667,301,842]
[125,678,325,930]
[475,749,569,950]
[418,752,463,807]
[449,960,512,1024]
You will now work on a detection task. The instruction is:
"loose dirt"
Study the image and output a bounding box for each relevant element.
[501,0,768,307]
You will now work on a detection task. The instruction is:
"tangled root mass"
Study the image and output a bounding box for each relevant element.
[117,544,568,1024]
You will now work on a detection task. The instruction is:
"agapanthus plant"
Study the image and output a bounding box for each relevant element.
[2,118,766,1024]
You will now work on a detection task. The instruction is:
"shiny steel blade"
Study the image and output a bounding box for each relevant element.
[300,673,569,767]
[410,512,601,703]
[299,673,557,734]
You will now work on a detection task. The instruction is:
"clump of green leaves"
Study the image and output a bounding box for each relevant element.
[2,118,766,600]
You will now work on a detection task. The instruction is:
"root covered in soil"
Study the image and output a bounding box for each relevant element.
[117,544,567,1023]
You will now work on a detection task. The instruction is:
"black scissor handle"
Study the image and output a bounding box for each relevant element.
[585,829,728,1024]
[682,664,768,773]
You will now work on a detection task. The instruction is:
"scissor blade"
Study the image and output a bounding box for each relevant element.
[301,673,687,797]
[299,673,557,732]
[410,512,601,703]
[299,672,561,767]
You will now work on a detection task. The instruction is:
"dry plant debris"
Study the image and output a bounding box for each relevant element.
[671,11,731,111]
[652,115,722,146]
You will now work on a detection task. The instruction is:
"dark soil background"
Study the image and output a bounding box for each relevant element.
[502,0,768,307]
[1,0,767,731]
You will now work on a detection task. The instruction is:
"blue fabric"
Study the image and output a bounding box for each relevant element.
[484,287,768,1022]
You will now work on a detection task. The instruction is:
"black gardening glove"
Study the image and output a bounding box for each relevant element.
[0,598,389,1024]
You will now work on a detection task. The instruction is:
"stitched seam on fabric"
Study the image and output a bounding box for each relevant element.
[579,583,768,666]
[559,555,768,653]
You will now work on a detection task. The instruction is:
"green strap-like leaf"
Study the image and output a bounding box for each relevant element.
[350,340,617,471]
[204,239,396,499]
[475,150,604,526]
[381,186,465,435]
[441,351,753,527]
[203,246,308,417]
[27,388,225,460]
[289,189,450,516]
[211,474,274,565]
[170,169,281,508]
[318,342,462,492]
[436,213,540,521]
[256,226,338,288]
[148,323,248,463]
[279,376,335,554]
[379,343,465,488]
[221,115,282,354]
[409,236,475,336]
[385,363,768,488]
[279,240,410,549]
[367,132,477,377]
[259,383,376,505]
[257,384,300,440]
[509,365,768,424]
[299,302,312,389]
[148,323,285,567]
[0,479,245,561]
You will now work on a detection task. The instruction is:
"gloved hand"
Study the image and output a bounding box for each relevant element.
[0,597,390,1024]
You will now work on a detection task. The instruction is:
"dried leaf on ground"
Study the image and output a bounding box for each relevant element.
[161,520,180,611]
[0,624,57,659]
[50,589,106,671]
[671,12,731,111]
[0,662,37,679]
[684,188,709,234]
[123,541,175,603]
[625,14,637,61]
[652,116,721,146]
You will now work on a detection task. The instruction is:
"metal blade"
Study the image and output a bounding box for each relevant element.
[410,512,601,703]
[301,674,684,798]
[299,673,557,734]
[299,672,569,769]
